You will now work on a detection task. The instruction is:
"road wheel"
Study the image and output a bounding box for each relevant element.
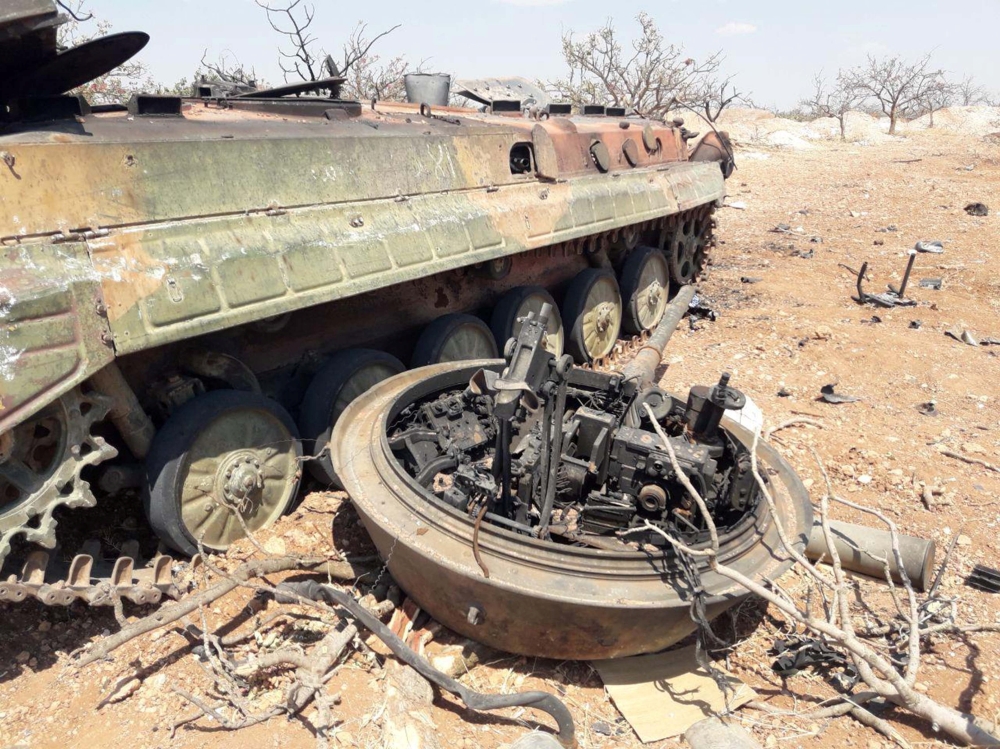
[562,269,622,363]
[299,349,405,486]
[145,390,301,556]
[411,314,499,368]
[490,286,564,357]
[620,246,670,335]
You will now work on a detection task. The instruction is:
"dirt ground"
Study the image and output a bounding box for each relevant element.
[1,126,998,749]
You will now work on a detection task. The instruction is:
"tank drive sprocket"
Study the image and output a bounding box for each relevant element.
[0,387,119,568]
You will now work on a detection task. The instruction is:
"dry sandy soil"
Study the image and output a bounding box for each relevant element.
[1,119,998,749]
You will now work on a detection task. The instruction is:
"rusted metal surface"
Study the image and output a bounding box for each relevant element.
[1,107,722,426]
[332,361,812,660]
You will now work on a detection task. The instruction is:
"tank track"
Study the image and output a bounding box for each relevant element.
[0,202,716,610]
[0,387,118,559]
[0,388,182,607]
[0,544,181,607]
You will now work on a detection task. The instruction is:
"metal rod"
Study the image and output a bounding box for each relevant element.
[898,252,916,297]
[855,261,869,304]
[537,378,568,537]
[500,420,513,516]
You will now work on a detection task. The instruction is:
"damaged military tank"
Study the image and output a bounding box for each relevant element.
[332,296,812,659]
[0,1,735,606]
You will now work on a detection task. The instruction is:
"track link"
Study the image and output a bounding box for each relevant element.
[0,544,184,607]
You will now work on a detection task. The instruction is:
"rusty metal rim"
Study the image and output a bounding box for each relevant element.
[333,360,812,601]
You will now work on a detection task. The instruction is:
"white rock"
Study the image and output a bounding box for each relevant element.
[263,536,287,555]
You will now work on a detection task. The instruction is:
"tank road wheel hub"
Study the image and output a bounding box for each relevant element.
[594,302,615,332]
[620,245,671,335]
[0,387,118,566]
[219,452,265,513]
[562,269,623,363]
[145,390,302,556]
[644,282,663,311]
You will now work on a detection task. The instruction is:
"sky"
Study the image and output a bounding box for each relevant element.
[86,0,1000,109]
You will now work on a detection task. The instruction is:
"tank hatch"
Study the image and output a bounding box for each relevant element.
[0,0,149,111]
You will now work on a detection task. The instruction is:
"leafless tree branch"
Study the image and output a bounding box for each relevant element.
[634,407,1000,746]
[199,50,259,89]
[339,23,410,102]
[548,13,731,119]
[803,70,864,139]
[252,1,403,95]
[55,0,92,22]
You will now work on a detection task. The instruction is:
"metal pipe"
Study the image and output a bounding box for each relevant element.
[88,363,155,459]
[621,284,696,388]
[898,252,916,297]
[806,520,936,592]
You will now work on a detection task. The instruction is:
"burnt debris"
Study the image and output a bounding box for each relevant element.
[387,304,762,549]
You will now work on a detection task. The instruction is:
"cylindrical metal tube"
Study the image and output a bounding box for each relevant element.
[806,520,935,592]
[88,363,155,459]
[621,284,696,388]
[899,251,917,297]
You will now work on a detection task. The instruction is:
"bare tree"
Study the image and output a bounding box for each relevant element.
[845,53,943,135]
[549,13,725,118]
[956,74,990,106]
[255,0,401,94]
[693,73,746,123]
[917,78,957,127]
[198,50,260,90]
[255,0,325,82]
[802,71,863,139]
[339,23,409,102]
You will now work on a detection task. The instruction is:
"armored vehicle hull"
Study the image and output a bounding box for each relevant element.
[0,3,732,605]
